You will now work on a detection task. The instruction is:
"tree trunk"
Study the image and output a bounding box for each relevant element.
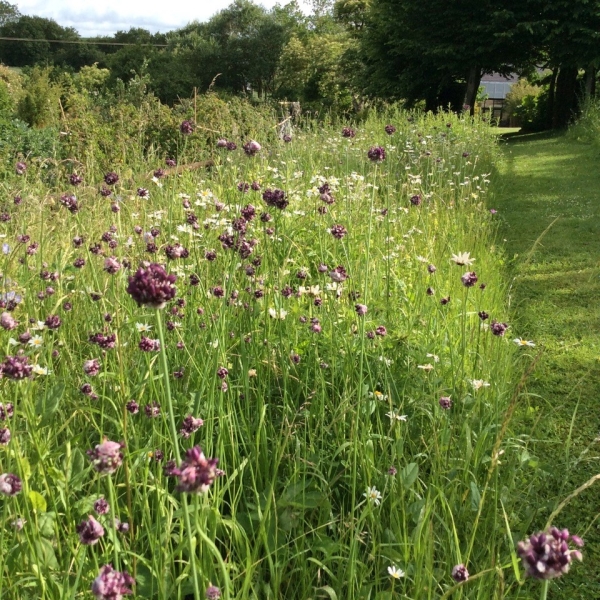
[547,68,558,129]
[463,66,481,116]
[552,65,578,129]
[585,65,597,98]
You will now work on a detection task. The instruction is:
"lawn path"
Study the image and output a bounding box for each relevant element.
[494,133,600,599]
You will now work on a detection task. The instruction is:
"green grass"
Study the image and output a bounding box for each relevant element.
[494,132,600,599]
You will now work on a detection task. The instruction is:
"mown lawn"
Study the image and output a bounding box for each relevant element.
[494,132,600,599]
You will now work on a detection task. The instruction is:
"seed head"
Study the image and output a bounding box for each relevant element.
[127,263,177,309]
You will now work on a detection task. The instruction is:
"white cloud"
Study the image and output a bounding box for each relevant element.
[15,0,311,37]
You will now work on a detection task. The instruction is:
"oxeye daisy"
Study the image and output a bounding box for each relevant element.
[450,251,475,266]
[513,338,535,347]
[28,335,44,348]
[135,323,152,333]
[388,565,405,579]
[364,486,382,506]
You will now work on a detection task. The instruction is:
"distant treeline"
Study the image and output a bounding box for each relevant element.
[0,0,598,125]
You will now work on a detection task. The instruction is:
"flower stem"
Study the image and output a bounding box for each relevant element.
[155,313,201,600]
[540,580,549,600]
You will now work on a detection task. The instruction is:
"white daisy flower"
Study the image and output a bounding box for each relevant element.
[388,565,405,579]
[364,486,382,506]
[136,323,152,333]
[28,335,44,347]
[450,251,475,266]
[470,379,491,391]
[513,338,535,347]
[386,411,408,422]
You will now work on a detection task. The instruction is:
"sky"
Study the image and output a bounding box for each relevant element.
[14,0,311,38]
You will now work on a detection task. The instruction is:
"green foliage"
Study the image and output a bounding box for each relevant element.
[16,66,61,127]
[568,98,600,144]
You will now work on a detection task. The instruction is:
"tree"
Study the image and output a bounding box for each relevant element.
[362,0,540,112]
[0,1,19,27]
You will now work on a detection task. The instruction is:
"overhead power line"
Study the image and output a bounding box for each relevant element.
[0,36,168,47]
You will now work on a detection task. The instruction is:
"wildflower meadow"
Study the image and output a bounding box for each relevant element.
[0,106,583,599]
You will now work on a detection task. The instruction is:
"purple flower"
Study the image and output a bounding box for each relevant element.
[0,428,10,445]
[367,146,386,162]
[226,141,237,151]
[0,403,13,420]
[0,473,21,496]
[387,466,397,476]
[137,188,150,199]
[100,186,112,197]
[206,585,221,599]
[180,120,194,135]
[384,124,396,135]
[77,515,105,545]
[428,264,437,274]
[87,439,124,475]
[375,326,387,336]
[165,244,189,260]
[461,271,478,287]
[91,565,134,600]
[355,304,368,316]
[262,188,288,210]
[517,527,583,580]
[144,402,161,418]
[172,446,218,494]
[451,564,469,582]
[329,266,348,283]
[283,134,292,143]
[341,127,355,138]
[125,400,139,414]
[330,224,347,239]
[216,138,228,148]
[104,257,121,274]
[166,158,176,167]
[1,355,32,380]
[491,320,508,336]
[478,311,489,321]
[216,366,228,379]
[127,263,177,309]
[410,194,422,206]
[94,498,110,515]
[69,173,83,186]
[84,359,101,377]
[0,312,18,330]
[243,140,261,156]
[104,172,119,186]
[439,396,452,409]
[15,162,26,175]
[153,168,165,179]
[180,415,204,438]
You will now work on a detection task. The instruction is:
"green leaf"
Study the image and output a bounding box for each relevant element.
[36,383,64,425]
[470,481,481,511]
[38,512,56,538]
[400,462,419,489]
[35,538,59,570]
[29,490,47,513]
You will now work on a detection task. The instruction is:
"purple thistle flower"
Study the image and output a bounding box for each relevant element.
[441,296,451,305]
[517,527,583,580]
[172,446,218,494]
[104,172,119,186]
[341,127,355,138]
[87,439,124,475]
[166,158,176,167]
[375,326,387,336]
[367,146,386,162]
[355,304,368,316]
[180,415,204,438]
[478,311,489,321]
[104,257,121,274]
[1,355,32,380]
[410,194,422,206]
[91,565,134,600]
[153,168,165,179]
[15,161,26,175]
[144,402,161,418]
[451,564,469,582]
[241,204,256,221]
[165,244,189,260]
[0,312,18,330]
[180,120,194,135]
[262,188,288,210]
[125,400,139,414]
[0,403,13,420]
[216,366,228,379]
[60,194,79,213]
[94,497,110,515]
[0,428,10,445]
[226,141,237,151]
[69,173,83,186]
[100,186,112,197]
[77,515,105,545]
[329,266,348,282]
[439,396,452,409]
[237,181,250,193]
[243,140,261,156]
[461,271,478,287]
[216,138,228,148]
[0,473,21,496]
[127,263,177,309]
[384,124,396,135]
[206,585,222,599]
[428,264,437,274]
[330,224,347,239]
[137,187,150,199]
[84,359,101,377]
[490,320,508,336]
